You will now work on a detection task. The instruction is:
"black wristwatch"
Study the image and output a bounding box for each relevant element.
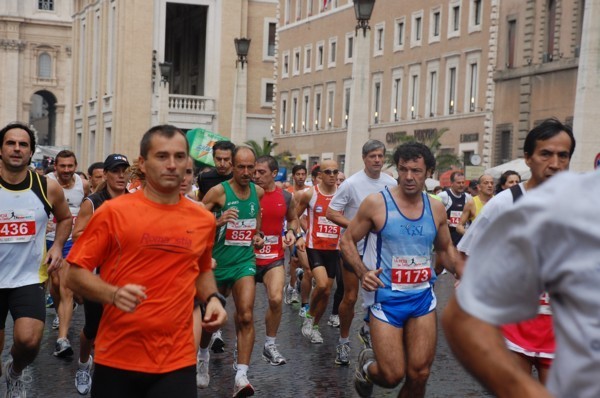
[206,292,226,307]
[295,231,304,240]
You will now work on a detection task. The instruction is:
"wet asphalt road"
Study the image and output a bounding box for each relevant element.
[1,273,490,397]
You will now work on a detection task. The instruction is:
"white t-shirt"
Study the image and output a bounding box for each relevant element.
[457,183,525,255]
[456,171,600,398]
[328,169,397,252]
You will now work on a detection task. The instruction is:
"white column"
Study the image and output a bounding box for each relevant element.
[344,28,371,176]
[158,83,169,124]
[230,65,248,144]
[571,0,600,172]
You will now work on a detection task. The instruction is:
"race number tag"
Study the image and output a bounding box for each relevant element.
[225,219,257,246]
[0,210,36,243]
[256,235,280,260]
[316,216,340,239]
[449,211,462,227]
[391,255,432,291]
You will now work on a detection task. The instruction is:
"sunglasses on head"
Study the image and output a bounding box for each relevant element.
[322,169,339,175]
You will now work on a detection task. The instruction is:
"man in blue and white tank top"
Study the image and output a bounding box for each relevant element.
[341,142,460,398]
[0,123,72,397]
[47,150,90,358]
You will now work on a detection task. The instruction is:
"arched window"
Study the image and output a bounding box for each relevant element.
[38,52,52,79]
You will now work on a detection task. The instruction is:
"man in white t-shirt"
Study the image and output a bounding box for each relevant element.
[326,139,396,366]
[444,170,599,398]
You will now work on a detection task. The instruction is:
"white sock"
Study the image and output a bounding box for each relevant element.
[198,348,210,361]
[339,337,350,345]
[78,357,92,369]
[265,336,276,347]
[235,364,249,380]
[363,361,373,375]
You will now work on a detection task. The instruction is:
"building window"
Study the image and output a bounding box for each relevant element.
[316,41,324,70]
[453,6,460,31]
[433,11,440,37]
[345,33,354,63]
[430,7,442,43]
[296,0,302,21]
[262,80,275,107]
[428,70,438,117]
[473,0,482,26]
[546,0,556,59]
[468,62,478,112]
[411,11,424,47]
[394,18,405,51]
[303,94,310,131]
[281,98,287,133]
[374,24,384,56]
[38,0,54,11]
[292,96,298,133]
[282,51,290,77]
[373,82,381,123]
[328,38,337,67]
[448,67,457,114]
[304,45,312,73]
[38,52,52,79]
[507,19,516,68]
[293,48,300,75]
[344,86,351,126]
[307,0,313,16]
[327,89,335,128]
[267,22,276,57]
[410,73,419,119]
[393,76,402,120]
[449,2,461,38]
[315,92,322,130]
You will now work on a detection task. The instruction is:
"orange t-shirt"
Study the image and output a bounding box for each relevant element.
[67,190,216,373]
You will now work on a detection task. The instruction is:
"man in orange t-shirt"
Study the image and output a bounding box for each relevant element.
[66,125,227,398]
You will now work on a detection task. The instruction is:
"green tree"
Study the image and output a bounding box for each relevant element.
[385,128,462,176]
[244,137,278,156]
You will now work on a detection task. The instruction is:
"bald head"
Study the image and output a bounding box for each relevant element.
[319,160,339,188]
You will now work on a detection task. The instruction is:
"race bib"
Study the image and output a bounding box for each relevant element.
[449,210,462,227]
[316,216,340,239]
[225,219,257,246]
[0,210,36,243]
[256,235,280,260]
[391,255,432,291]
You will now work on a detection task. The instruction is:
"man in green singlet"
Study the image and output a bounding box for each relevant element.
[202,146,264,397]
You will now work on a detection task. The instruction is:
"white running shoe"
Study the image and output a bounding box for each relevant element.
[310,327,324,344]
[262,344,286,366]
[196,354,210,388]
[52,316,60,330]
[4,358,28,398]
[232,374,255,397]
[75,356,93,395]
[301,317,314,339]
[209,329,225,353]
[327,314,340,328]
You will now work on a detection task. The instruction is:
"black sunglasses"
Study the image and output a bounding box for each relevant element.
[322,169,339,175]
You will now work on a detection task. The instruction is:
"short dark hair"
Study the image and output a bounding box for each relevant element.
[311,164,320,179]
[55,150,77,165]
[256,155,279,172]
[524,118,576,158]
[87,162,104,176]
[0,122,36,164]
[393,142,436,172]
[140,125,188,159]
[292,164,307,175]
[450,171,465,183]
[362,139,386,157]
[232,146,256,165]
[212,140,235,156]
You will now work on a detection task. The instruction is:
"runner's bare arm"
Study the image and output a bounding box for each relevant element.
[456,200,474,235]
[430,199,461,277]
[202,184,237,227]
[295,188,311,218]
[67,263,147,313]
[46,178,72,272]
[442,297,553,398]
[196,247,227,332]
[326,207,350,229]
[253,205,264,249]
[72,199,93,242]
[283,194,299,247]
[340,194,384,291]
[82,178,90,197]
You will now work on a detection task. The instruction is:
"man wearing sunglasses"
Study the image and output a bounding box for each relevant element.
[296,160,341,345]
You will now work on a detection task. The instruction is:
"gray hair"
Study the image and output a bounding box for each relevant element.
[362,139,386,157]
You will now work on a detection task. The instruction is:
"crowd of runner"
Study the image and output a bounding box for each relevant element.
[1,118,598,398]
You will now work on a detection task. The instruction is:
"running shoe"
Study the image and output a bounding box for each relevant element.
[52,315,60,330]
[54,337,74,358]
[262,344,286,366]
[209,329,225,353]
[232,346,238,371]
[232,374,255,397]
[310,327,324,344]
[335,342,351,366]
[358,325,372,349]
[327,314,340,328]
[298,304,309,318]
[196,354,210,388]
[290,289,300,304]
[75,356,93,395]
[354,348,375,397]
[45,294,55,309]
[4,358,27,398]
[301,316,314,339]
[283,285,293,305]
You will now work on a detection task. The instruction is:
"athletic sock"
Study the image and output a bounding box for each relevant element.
[339,337,350,345]
[78,357,92,369]
[198,348,210,361]
[265,336,276,347]
[235,365,249,381]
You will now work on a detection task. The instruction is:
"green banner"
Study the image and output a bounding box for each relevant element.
[186,128,228,167]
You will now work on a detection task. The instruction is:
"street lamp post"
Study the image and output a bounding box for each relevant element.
[231,37,251,144]
[344,0,375,175]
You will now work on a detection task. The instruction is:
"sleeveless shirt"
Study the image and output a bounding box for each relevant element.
[47,172,84,241]
[306,185,340,250]
[255,187,290,266]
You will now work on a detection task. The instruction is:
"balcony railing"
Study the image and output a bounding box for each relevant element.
[168,94,215,113]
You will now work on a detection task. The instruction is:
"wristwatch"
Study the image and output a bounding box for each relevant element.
[295,231,304,240]
[206,292,226,307]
